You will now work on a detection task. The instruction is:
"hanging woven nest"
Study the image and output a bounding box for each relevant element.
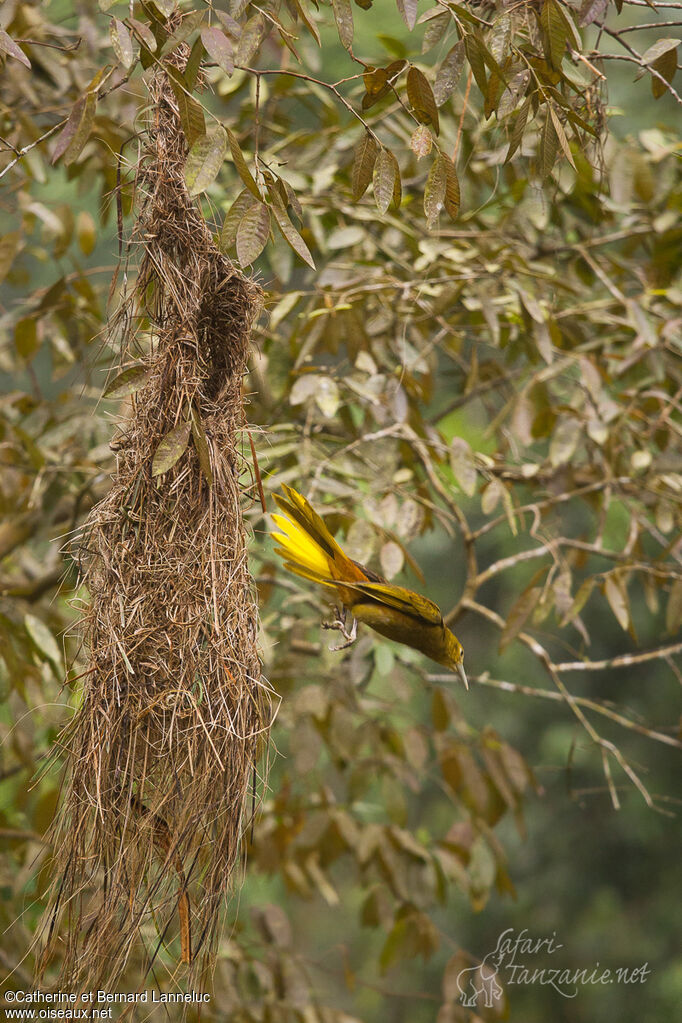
[40,35,273,992]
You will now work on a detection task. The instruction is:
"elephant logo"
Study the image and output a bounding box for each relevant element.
[456,947,505,1009]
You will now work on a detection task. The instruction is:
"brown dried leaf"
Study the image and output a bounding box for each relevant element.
[332,0,354,50]
[407,66,440,134]
[184,127,227,196]
[110,19,134,69]
[0,28,30,68]
[271,201,315,268]
[410,124,432,159]
[226,127,261,200]
[603,575,630,632]
[373,148,397,214]
[449,437,476,496]
[201,26,234,75]
[433,41,465,106]
[152,421,192,477]
[235,13,265,65]
[352,131,379,200]
[396,0,418,31]
[167,67,205,147]
[236,201,270,266]
[52,92,97,166]
[103,364,151,400]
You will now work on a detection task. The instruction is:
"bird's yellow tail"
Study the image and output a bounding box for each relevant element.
[271,484,362,587]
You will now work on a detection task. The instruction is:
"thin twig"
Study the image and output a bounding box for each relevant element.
[428,673,682,750]
[554,642,682,673]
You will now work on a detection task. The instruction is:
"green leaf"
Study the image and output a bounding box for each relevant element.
[464,34,488,94]
[505,98,530,163]
[184,36,204,91]
[642,39,678,99]
[433,41,465,106]
[184,127,228,195]
[292,0,321,45]
[236,13,265,65]
[103,363,151,399]
[201,26,234,75]
[190,407,213,486]
[484,66,506,118]
[379,918,409,973]
[540,108,559,178]
[373,149,397,214]
[481,478,505,515]
[396,0,418,31]
[271,202,315,269]
[167,67,205,147]
[641,37,678,67]
[540,0,568,70]
[236,201,271,265]
[110,18,134,69]
[52,92,97,166]
[77,209,96,254]
[161,9,204,57]
[332,0,354,50]
[152,421,192,477]
[15,318,39,361]
[449,437,476,496]
[549,416,580,466]
[352,131,379,200]
[315,376,340,418]
[25,614,62,673]
[407,66,439,134]
[666,579,682,634]
[0,28,31,68]
[151,0,175,16]
[550,107,576,169]
[220,189,257,251]
[468,836,496,909]
[603,575,630,632]
[560,578,595,627]
[226,127,262,200]
[0,231,21,284]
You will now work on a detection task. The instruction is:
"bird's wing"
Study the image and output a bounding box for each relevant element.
[342,581,444,625]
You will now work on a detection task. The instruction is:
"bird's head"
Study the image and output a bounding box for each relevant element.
[442,629,468,689]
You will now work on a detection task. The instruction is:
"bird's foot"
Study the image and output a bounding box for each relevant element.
[322,607,358,650]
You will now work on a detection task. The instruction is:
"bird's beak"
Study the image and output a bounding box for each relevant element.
[457,662,468,690]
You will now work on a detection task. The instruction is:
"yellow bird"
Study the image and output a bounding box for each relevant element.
[271,484,467,688]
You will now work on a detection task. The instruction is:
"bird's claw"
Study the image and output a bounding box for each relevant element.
[322,607,358,651]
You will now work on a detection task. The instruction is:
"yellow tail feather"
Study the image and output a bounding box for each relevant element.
[271,512,332,579]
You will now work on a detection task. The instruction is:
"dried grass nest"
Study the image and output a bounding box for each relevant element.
[40,43,274,992]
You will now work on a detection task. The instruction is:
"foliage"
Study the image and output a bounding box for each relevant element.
[0,0,680,1019]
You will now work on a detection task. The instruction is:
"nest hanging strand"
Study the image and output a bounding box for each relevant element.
[40,41,272,992]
